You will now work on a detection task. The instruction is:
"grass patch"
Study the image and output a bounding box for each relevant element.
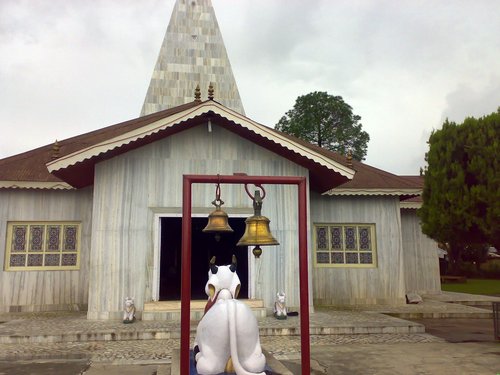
[441,278,500,295]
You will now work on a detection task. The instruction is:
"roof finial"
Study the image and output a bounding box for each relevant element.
[194,84,201,102]
[346,149,353,168]
[208,82,214,100]
[51,140,60,160]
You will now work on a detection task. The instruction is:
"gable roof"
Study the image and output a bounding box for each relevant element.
[324,165,423,197]
[274,132,423,196]
[0,102,200,190]
[0,99,422,198]
[46,100,355,191]
[0,100,355,192]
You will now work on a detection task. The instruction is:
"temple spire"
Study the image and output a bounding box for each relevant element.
[140,0,245,116]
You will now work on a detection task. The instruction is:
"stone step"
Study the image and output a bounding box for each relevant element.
[0,310,427,344]
[144,299,265,310]
[142,299,267,321]
[383,310,492,319]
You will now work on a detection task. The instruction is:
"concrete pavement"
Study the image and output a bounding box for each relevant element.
[0,292,498,374]
[282,341,500,375]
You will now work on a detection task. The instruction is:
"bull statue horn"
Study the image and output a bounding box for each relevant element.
[209,256,218,274]
[230,254,237,272]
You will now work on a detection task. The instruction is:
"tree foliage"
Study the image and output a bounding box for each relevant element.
[275,91,370,160]
[419,109,500,272]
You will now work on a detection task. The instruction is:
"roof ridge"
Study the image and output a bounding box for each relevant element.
[270,127,418,187]
[0,101,201,164]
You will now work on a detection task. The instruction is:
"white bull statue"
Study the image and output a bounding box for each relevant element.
[193,255,269,375]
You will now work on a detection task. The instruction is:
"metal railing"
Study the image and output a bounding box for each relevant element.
[493,302,500,340]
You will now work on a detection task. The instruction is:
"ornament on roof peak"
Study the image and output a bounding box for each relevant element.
[51,140,60,160]
[208,83,214,100]
[346,149,353,168]
[194,84,201,102]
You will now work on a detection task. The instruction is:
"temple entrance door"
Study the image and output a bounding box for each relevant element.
[159,217,248,300]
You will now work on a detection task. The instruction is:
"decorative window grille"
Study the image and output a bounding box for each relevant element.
[5,222,81,271]
[314,224,377,267]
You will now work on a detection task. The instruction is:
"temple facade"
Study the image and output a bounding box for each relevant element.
[0,0,440,319]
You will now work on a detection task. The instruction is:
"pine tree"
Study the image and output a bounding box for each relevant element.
[419,109,500,273]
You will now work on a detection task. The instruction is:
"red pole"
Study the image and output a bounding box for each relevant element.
[180,176,192,375]
[180,175,310,375]
[298,178,310,375]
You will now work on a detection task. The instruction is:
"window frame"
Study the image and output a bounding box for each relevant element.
[4,221,81,271]
[313,223,377,268]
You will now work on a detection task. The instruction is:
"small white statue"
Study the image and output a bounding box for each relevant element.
[123,297,136,323]
[274,291,287,320]
[193,255,267,375]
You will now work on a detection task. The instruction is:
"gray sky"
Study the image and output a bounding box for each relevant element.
[1,0,499,175]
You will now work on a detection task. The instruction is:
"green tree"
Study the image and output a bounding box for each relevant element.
[275,91,370,160]
[419,109,500,274]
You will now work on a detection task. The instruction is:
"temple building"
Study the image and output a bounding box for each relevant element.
[0,0,440,319]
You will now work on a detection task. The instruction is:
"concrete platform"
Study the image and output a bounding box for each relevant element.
[1,292,497,345]
[0,291,498,375]
[424,291,500,310]
[0,309,425,344]
[337,291,499,319]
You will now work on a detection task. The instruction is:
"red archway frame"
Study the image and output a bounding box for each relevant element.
[181,174,310,374]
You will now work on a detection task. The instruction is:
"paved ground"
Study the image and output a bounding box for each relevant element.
[282,342,500,375]
[0,292,498,374]
[280,316,499,375]
[410,318,496,343]
[0,323,497,375]
[1,331,497,375]
[0,360,91,375]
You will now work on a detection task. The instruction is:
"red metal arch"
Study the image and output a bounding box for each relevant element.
[181,174,310,374]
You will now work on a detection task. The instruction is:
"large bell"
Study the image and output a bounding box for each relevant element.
[203,206,234,234]
[236,215,279,246]
[237,190,279,257]
[203,198,234,241]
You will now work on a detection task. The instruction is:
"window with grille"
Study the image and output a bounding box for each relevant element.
[5,222,81,271]
[314,224,377,267]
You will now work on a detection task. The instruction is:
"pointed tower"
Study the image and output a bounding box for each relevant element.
[140,0,245,116]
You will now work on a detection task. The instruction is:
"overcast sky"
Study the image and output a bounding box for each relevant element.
[1,0,499,175]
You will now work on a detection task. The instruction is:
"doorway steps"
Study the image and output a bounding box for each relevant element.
[142,299,267,321]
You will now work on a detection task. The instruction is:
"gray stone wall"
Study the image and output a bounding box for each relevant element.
[141,0,245,116]
[0,188,93,312]
[87,123,309,319]
[310,193,407,305]
[401,209,441,294]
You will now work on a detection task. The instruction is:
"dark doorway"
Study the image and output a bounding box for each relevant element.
[159,217,248,300]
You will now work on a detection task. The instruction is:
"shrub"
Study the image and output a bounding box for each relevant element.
[481,259,500,279]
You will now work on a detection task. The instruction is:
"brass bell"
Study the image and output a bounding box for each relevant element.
[237,189,279,257]
[203,183,233,241]
[203,203,234,235]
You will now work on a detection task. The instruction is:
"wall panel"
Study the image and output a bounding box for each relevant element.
[310,193,406,305]
[0,188,93,312]
[401,209,441,294]
[87,123,309,319]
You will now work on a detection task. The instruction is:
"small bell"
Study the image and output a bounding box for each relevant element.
[203,183,233,241]
[237,189,279,257]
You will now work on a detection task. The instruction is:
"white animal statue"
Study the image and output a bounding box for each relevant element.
[193,255,268,375]
[123,297,136,323]
[273,291,287,320]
